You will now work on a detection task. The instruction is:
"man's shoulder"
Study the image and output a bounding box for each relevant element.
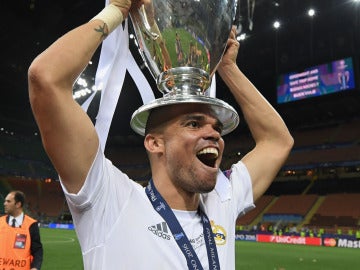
[24,215,38,225]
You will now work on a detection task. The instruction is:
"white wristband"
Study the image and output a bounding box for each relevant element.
[91,4,124,34]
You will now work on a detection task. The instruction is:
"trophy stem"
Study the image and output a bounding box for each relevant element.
[157,67,210,95]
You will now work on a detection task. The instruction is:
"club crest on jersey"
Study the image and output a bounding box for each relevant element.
[211,221,226,245]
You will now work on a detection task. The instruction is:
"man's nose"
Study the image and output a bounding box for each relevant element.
[203,124,221,140]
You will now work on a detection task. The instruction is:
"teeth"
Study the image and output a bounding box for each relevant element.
[197,148,219,158]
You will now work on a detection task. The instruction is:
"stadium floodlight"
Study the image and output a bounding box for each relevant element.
[308,8,315,17]
[273,21,281,29]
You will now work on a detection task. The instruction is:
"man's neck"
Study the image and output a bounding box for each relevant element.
[153,180,200,211]
[10,211,23,218]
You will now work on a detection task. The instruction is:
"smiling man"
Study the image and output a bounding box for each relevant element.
[27,0,293,269]
[145,104,225,198]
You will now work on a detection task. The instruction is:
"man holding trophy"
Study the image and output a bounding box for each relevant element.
[28,0,293,269]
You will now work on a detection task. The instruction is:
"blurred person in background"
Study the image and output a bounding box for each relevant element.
[0,190,43,270]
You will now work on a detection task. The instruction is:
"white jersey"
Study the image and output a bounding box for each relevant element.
[62,146,254,269]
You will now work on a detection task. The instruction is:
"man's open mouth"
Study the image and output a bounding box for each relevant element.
[196,148,219,168]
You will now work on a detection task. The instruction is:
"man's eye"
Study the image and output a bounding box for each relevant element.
[214,126,223,134]
[187,121,199,128]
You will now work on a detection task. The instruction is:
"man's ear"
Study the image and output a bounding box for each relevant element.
[15,201,21,209]
[144,134,164,153]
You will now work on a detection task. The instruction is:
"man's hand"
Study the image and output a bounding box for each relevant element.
[110,0,132,17]
[218,26,240,73]
[110,0,145,18]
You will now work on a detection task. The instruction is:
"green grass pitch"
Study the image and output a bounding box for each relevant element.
[40,228,359,269]
[40,228,83,269]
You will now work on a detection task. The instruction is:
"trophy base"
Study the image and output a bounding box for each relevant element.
[130,93,239,137]
[157,67,210,95]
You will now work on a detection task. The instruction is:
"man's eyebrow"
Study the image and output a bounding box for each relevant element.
[182,114,223,129]
[183,114,206,121]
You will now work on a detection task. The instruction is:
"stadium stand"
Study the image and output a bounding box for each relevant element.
[0,176,66,223]
[106,145,151,182]
[265,194,318,217]
[313,193,360,218]
[308,177,360,195]
[234,118,360,235]
[290,118,360,147]
[0,133,58,179]
[236,195,276,226]
[1,113,359,235]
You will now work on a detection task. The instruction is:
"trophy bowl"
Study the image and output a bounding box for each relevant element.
[129,0,240,136]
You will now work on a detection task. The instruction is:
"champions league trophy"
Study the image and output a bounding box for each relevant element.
[130,0,240,136]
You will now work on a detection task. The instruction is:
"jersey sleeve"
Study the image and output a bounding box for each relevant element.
[229,161,255,217]
[60,145,141,252]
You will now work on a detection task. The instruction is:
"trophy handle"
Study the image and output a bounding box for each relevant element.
[233,0,242,35]
[131,4,159,41]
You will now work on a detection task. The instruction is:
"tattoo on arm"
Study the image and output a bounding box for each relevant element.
[94,23,108,39]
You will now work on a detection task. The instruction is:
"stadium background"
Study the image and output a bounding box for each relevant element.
[1,0,360,268]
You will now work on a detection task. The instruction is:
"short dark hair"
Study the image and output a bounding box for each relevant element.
[12,190,25,207]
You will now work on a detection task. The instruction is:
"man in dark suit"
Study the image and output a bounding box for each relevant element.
[1,190,43,270]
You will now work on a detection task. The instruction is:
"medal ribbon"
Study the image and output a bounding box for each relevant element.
[145,179,220,270]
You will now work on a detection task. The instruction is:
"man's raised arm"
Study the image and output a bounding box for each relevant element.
[28,1,134,193]
[218,27,294,201]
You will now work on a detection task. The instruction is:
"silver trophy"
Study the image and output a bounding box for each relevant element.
[130,0,240,136]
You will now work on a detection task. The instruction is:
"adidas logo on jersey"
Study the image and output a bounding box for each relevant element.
[148,222,171,240]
